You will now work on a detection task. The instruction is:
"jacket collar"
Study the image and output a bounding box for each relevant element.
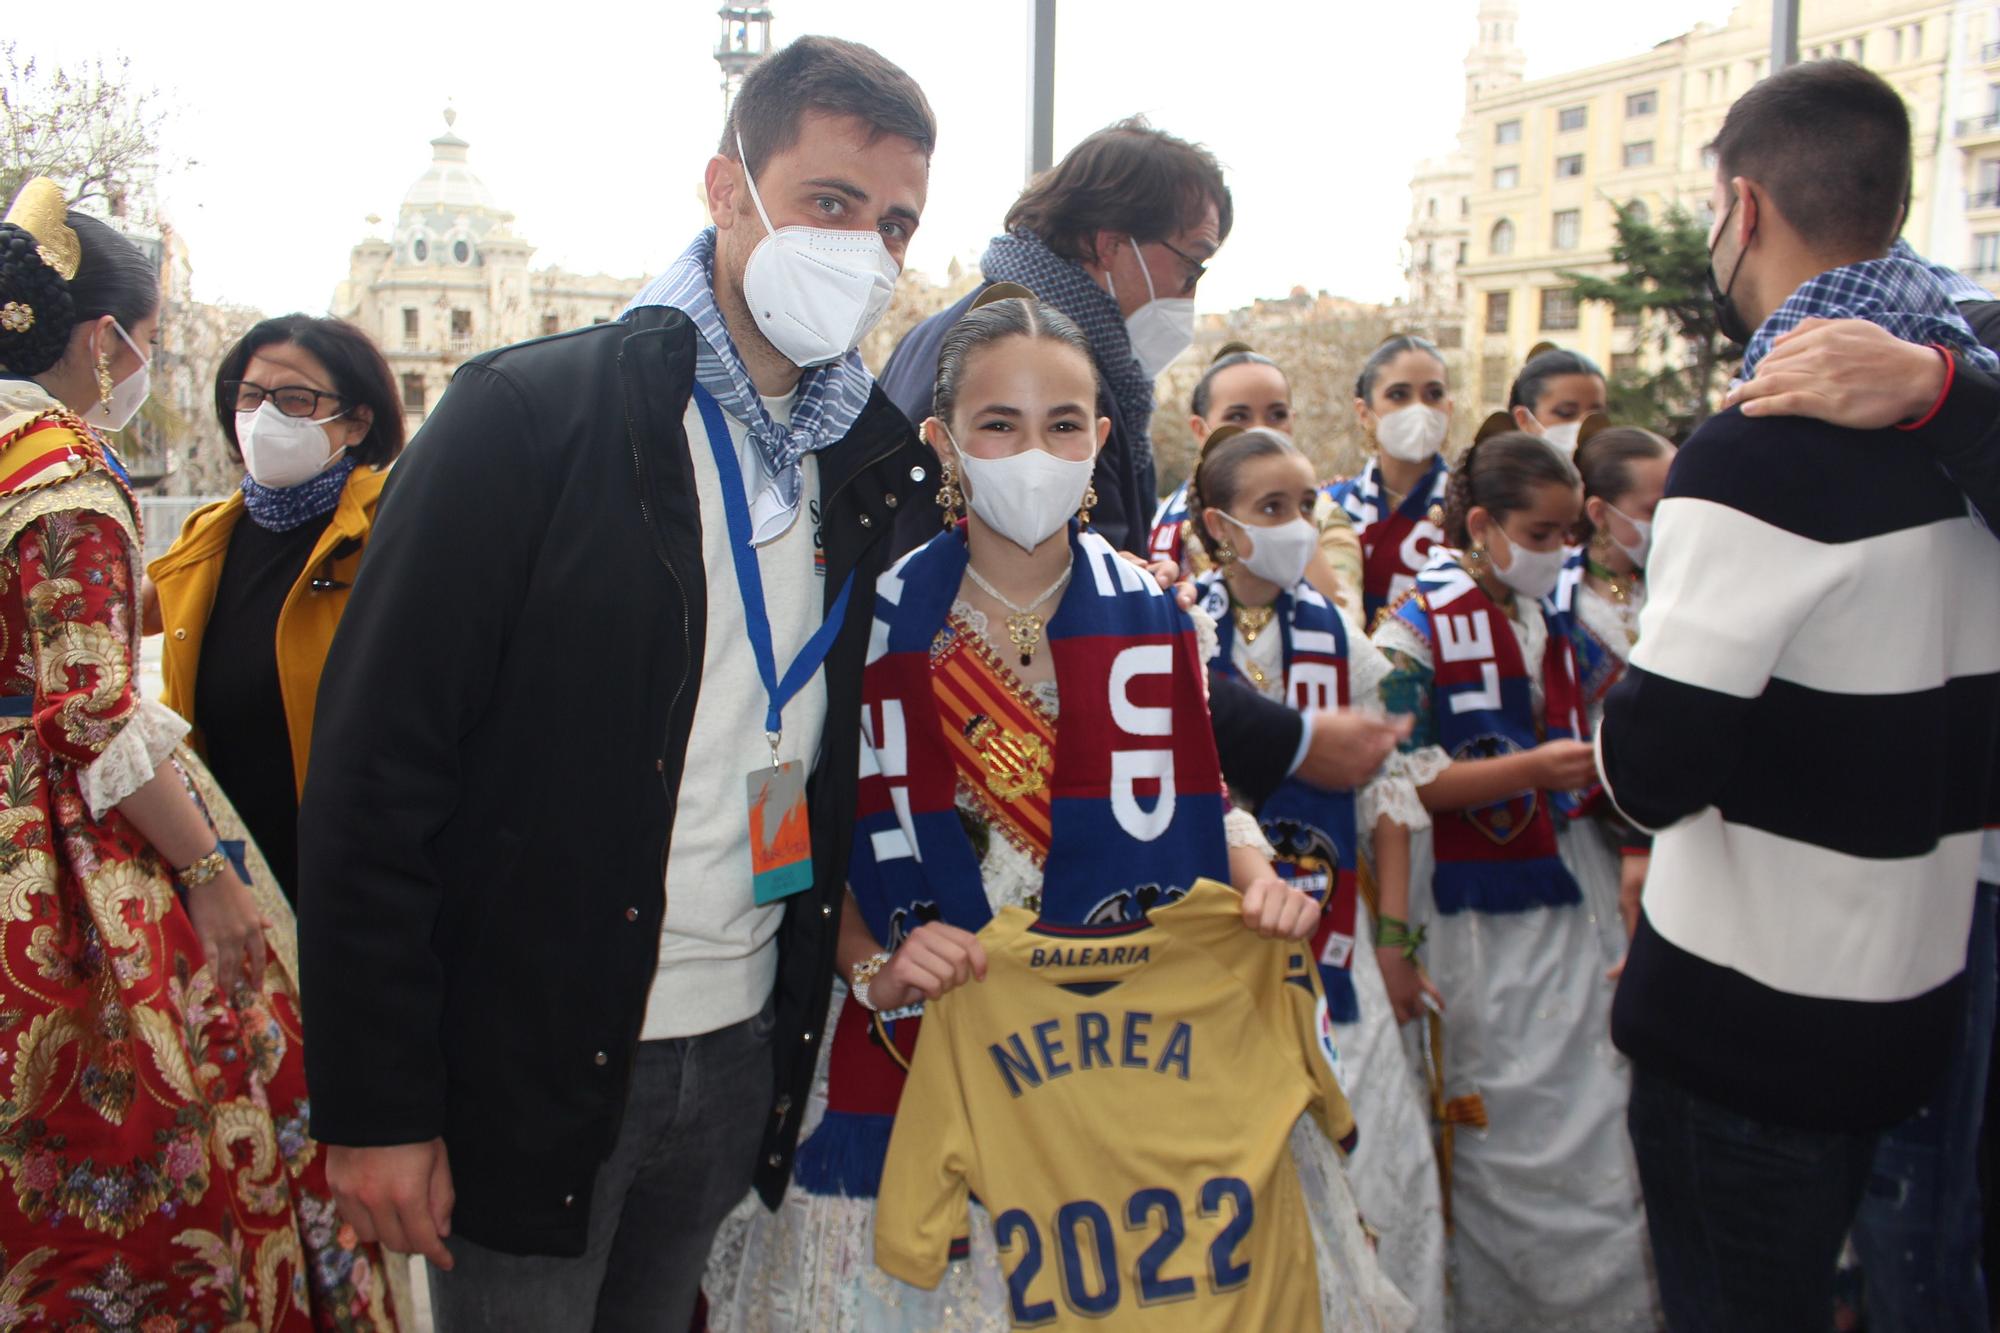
[149,463,388,576]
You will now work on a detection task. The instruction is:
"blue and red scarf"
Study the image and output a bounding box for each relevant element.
[795,523,1230,1198]
[1148,479,1192,568]
[1326,454,1449,625]
[1552,550,1628,738]
[1394,550,1585,914]
[1198,571,1361,1023]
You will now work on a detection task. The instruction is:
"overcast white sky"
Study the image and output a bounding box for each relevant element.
[13,0,1736,316]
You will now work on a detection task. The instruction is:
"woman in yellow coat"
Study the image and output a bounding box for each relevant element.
[147,315,403,902]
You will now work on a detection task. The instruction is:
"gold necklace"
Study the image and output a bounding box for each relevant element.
[964,560,1073,666]
[1233,602,1277,644]
[1585,557,1642,607]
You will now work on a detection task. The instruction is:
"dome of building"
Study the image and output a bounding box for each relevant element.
[400,108,498,217]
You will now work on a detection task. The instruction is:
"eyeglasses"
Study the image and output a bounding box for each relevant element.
[226,380,347,420]
[1156,239,1209,295]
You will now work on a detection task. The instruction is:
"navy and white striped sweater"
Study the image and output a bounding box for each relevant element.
[1599,404,2000,1132]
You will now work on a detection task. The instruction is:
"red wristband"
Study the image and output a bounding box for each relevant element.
[1896,344,1954,432]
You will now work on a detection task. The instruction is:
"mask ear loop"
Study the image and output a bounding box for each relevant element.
[1127,235,1160,305]
[733,129,780,238]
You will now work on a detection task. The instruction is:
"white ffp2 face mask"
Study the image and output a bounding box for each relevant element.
[945,425,1097,552]
[734,130,900,368]
[1537,419,1583,457]
[1487,526,1567,602]
[1606,501,1653,568]
[1109,236,1195,379]
[1375,404,1449,463]
[236,402,347,489]
[82,321,151,433]
[1220,511,1316,589]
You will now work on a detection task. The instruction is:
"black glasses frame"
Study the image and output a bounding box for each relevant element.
[1155,239,1208,295]
[226,380,348,420]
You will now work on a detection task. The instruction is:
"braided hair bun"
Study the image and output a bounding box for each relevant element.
[0,223,75,377]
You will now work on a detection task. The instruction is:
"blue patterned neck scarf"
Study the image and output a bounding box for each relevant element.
[1743,253,2000,378]
[625,228,876,541]
[981,229,1154,466]
[242,455,355,532]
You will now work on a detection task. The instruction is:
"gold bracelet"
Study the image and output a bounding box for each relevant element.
[176,845,230,891]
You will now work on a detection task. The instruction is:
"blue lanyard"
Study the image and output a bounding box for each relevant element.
[691,384,856,761]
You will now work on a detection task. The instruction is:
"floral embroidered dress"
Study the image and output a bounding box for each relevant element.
[703,600,1414,1333]
[0,381,395,1332]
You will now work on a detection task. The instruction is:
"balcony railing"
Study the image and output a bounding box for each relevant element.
[1971,191,2000,211]
[1959,112,2000,137]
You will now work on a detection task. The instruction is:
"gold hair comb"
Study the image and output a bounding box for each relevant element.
[3,178,79,281]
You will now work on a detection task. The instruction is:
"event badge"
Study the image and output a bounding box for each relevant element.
[749,758,813,904]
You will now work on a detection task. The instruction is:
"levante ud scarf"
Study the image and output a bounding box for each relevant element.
[1325,453,1449,625]
[796,522,1231,1198]
[1196,570,1362,1023]
[1393,550,1585,914]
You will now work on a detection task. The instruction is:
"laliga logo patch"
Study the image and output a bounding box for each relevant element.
[1313,992,1347,1092]
[1453,734,1537,845]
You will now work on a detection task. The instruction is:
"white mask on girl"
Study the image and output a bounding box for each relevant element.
[1375,404,1449,463]
[945,425,1097,552]
[1486,526,1566,602]
[1219,511,1317,589]
[1538,419,1583,457]
[1605,502,1653,568]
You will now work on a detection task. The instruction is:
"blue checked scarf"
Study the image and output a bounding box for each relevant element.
[625,228,876,540]
[242,455,355,532]
[1894,238,1994,303]
[981,229,1155,466]
[1743,251,2000,378]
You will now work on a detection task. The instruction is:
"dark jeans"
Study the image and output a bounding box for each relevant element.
[1852,882,1998,1333]
[428,1005,775,1333]
[1628,1062,1879,1333]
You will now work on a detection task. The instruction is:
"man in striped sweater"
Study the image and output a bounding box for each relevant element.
[1597,60,2000,1330]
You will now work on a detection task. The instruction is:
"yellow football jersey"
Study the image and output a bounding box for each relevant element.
[874,878,1357,1330]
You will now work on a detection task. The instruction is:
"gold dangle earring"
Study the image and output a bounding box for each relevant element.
[1076,482,1098,529]
[94,344,115,405]
[935,454,965,528]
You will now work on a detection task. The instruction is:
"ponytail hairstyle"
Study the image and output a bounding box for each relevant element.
[933,283,1099,428]
[1507,345,1603,414]
[1354,332,1446,404]
[1572,426,1672,544]
[1442,430,1580,549]
[1188,426,1298,548]
[1190,341,1285,418]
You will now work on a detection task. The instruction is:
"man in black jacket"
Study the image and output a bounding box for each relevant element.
[297,37,935,1330]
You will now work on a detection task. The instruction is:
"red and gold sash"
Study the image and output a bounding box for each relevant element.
[929,609,1057,864]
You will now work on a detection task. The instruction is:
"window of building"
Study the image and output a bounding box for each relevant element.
[1552,209,1581,250]
[1623,199,1651,226]
[1424,241,1435,267]
[1975,232,2000,272]
[1626,89,1657,117]
[1427,197,1438,218]
[541,313,561,335]
[1558,105,1587,132]
[1461,196,1470,217]
[401,374,426,413]
[452,238,473,265]
[1490,218,1516,256]
[1496,119,1522,145]
[1435,326,1464,350]
[1913,21,1924,58]
[411,237,430,263]
[1852,36,1865,64]
[1481,354,1511,402]
[1610,352,1642,380]
[1486,290,1511,333]
[1494,164,1520,190]
[1613,305,1642,328]
[1541,287,1579,330]
[1556,154,1584,178]
[450,309,472,338]
[1623,141,1654,169]
[1458,240,1469,265]
[1894,27,1904,63]
[401,308,419,338]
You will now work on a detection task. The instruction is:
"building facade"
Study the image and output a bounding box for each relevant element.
[331,112,649,426]
[1415,0,1984,410]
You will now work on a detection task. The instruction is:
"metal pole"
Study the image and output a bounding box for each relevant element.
[1770,0,1799,73]
[1028,0,1056,180]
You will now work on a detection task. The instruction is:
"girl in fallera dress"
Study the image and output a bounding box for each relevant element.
[1146,344,1362,618]
[1558,426,1675,966]
[1325,336,1456,627]
[1370,433,1657,1332]
[703,290,1412,1332]
[1187,426,1447,1333]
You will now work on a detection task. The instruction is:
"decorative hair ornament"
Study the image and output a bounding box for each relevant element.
[1471,410,1515,445]
[3,178,80,282]
[970,280,1038,310]
[1575,411,1613,449]
[0,302,31,334]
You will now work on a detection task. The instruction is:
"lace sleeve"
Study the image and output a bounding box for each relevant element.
[1190,604,1220,704]
[1358,747,1449,833]
[1224,804,1275,857]
[80,697,191,818]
